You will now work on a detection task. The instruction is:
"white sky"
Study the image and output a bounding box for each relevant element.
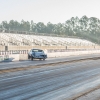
[0,0,100,24]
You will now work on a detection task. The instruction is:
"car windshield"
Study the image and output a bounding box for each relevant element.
[32,49,43,52]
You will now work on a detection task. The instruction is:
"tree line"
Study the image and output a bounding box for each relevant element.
[0,15,100,44]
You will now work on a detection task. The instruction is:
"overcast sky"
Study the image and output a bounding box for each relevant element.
[0,0,100,24]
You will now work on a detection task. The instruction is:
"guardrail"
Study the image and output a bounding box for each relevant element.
[0,49,100,55]
[0,50,29,62]
[0,49,100,62]
[0,50,28,56]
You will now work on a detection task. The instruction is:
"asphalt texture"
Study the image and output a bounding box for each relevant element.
[0,53,100,70]
[0,54,100,100]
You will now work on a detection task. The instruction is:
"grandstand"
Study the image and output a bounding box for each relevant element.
[0,30,99,51]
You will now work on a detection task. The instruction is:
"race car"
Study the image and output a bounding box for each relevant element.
[28,49,47,60]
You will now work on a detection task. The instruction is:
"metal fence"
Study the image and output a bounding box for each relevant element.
[0,50,29,56]
[0,49,99,55]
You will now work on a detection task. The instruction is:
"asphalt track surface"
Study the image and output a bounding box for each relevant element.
[0,54,100,70]
[0,54,100,100]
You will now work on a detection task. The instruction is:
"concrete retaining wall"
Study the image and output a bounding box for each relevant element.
[47,50,100,58]
[19,50,100,60]
[0,50,100,61]
[0,54,19,62]
[19,54,28,61]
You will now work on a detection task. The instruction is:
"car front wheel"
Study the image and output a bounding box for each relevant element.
[31,57,33,61]
[43,58,45,60]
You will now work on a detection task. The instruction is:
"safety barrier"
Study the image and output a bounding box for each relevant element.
[0,49,100,55]
[0,50,29,56]
[0,50,29,62]
[0,49,100,62]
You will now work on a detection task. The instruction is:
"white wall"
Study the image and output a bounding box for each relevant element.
[0,50,100,62]
[47,50,100,57]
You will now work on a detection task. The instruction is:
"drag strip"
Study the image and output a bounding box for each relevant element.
[0,59,100,100]
[0,54,100,70]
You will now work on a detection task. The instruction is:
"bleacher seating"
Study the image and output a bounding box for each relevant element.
[0,32,97,47]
